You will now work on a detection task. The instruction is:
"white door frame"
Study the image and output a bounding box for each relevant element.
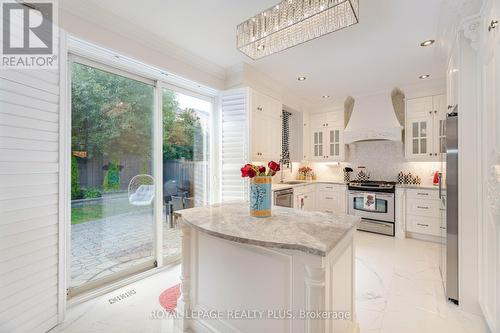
[58,34,219,321]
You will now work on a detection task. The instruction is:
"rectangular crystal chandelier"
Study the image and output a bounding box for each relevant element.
[237,0,359,60]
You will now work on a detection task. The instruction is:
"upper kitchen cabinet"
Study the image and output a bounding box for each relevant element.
[250,90,282,162]
[302,112,310,161]
[405,94,447,161]
[309,110,345,161]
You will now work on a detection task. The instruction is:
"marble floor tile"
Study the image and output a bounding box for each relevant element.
[355,231,487,333]
[52,231,487,333]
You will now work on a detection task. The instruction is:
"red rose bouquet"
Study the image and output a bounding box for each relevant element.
[240,161,281,178]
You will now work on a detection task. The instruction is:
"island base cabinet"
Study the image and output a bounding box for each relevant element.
[175,227,357,333]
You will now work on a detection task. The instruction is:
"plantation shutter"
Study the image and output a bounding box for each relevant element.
[0,59,61,333]
[219,88,249,202]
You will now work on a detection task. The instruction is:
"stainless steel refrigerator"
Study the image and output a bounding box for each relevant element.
[439,110,459,305]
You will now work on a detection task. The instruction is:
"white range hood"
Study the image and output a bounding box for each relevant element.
[344,93,403,144]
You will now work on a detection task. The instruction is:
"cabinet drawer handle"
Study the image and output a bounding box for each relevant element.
[325,186,333,189]
[325,197,333,200]
[440,226,446,229]
[417,223,429,227]
[417,206,429,209]
[417,192,429,196]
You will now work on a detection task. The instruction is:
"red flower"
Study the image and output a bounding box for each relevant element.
[248,168,257,178]
[258,166,266,174]
[241,164,253,177]
[268,161,280,172]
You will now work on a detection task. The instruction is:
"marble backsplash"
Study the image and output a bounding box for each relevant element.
[279,141,441,186]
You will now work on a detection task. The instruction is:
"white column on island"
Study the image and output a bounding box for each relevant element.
[305,266,326,333]
[175,224,192,331]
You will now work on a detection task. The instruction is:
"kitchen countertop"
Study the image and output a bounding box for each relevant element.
[396,184,441,190]
[174,202,360,257]
[272,180,347,191]
[272,181,441,191]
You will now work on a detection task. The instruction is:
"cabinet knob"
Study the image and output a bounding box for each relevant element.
[429,111,432,114]
[435,153,438,156]
[429,153,432,156]
[434,110,437,114]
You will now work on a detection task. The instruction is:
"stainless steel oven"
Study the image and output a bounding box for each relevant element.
[348,182,396,236]
[274,188,294,208]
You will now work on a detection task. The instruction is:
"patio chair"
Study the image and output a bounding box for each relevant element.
[128,174,154,206]
[183,197,195,209]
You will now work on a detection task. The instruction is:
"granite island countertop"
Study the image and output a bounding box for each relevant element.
[174,202,359,257]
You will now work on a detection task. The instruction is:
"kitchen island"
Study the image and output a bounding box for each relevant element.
[173,202,359,333]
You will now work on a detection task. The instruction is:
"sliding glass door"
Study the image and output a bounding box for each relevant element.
[68,54,214,296]
[162,89,212,261]
[70,60,156,294]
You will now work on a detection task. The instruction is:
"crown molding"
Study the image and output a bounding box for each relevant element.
[460,15,482,51]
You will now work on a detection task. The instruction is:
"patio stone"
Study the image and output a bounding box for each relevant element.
[70,211,181,289]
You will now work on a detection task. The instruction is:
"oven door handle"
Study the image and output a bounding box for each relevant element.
[349,191,394,198]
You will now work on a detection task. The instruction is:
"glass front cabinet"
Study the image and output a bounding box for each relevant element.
[309,111,344,161]
[406,94,447,160]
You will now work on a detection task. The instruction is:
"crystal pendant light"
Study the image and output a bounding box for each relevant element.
[237,0,359,60]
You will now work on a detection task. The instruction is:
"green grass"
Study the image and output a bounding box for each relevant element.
[71,201,151,225]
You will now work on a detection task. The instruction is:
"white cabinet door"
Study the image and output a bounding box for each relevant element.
[326,127,344,161]
[302,191,316,211]
[251,90,282,161]
[433,94,447,158]
[251,102,265,161]
[407,117,433,158]
[407,96,433,118]
[406,95,447,160]
[310,113,328,128]
[311,128,325,160]
[302,112,310,161]
[309,111,345,162]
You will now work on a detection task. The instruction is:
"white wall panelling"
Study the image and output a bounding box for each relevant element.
[0,33,62,333]
[476,0,500,330]
[219,88,249,202]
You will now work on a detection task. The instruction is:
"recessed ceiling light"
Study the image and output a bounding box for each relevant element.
[257,45,265,51]
[420,39,435,47]
[419,74,430,79]
[322,95,331,99]
[297,76,307,81]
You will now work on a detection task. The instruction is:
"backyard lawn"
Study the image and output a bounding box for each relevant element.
[71,201,152,225]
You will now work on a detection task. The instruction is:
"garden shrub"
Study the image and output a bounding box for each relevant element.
[71,156,83,200]
[103,161,121,191]
[83,187,102,199]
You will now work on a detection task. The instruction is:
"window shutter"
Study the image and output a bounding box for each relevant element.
[219,88,249,202]
[0,65,60,332]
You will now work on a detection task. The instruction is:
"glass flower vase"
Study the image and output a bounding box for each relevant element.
[249,176,272,217]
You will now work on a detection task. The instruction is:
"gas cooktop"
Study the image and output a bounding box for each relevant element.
[348,180,397,192]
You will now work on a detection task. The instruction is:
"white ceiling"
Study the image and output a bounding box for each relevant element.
[67,0,448,108]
